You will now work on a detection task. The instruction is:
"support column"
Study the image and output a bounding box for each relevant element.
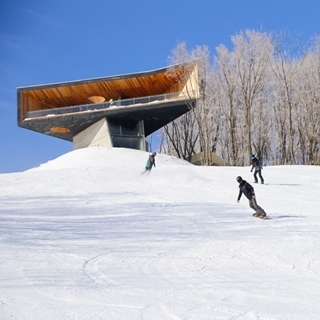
[73,118,112,150]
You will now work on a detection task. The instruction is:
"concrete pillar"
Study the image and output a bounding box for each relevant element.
[73,117,112,150]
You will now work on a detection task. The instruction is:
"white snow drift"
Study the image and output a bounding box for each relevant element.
[0,147,319,319]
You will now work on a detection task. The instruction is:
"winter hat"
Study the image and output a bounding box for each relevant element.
[236,176,243,183]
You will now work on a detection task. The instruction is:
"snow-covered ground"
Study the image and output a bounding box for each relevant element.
[0,147,319,320]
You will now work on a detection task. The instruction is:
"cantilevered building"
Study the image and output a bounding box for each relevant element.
[17,62,199,151]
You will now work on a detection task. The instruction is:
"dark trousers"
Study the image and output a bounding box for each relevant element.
[254,170,264,183]
[249,197,266,215]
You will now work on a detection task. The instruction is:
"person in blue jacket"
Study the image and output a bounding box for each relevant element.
[236,176,266,218]
[251,154,264,184]
[144,152,156,173]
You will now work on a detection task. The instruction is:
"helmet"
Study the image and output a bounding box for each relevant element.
[152,152,156,156]
[236,176,242,183]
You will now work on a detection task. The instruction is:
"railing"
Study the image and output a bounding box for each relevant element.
[25,91,187,119]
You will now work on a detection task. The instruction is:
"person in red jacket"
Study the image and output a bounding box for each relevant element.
[236,176,266,218]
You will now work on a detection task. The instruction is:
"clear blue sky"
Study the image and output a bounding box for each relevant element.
[1,0,320,173]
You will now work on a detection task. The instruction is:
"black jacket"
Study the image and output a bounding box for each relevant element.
[238,180,255,201]
[251,157,262,172]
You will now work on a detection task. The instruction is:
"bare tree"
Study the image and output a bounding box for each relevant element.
[162,42,220,165]
[159,42,199,160]
[214,44,240,165]
[251,89,273,165]
[296,36,320,164]
[162,30,320,167]
[232,30,273,163]
[269,31,305,164]
[160,109,198,160]
[189,46,218,165]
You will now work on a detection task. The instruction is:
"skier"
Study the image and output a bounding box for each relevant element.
[143,152,156,174]
[236,176,266,218]
[250,154,264,184]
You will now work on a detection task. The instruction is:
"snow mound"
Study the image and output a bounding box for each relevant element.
[30,146,193,171]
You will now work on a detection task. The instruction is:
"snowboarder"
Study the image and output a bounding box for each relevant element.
[250,154,264,184]
[143,152,156,174]
[236,176,266,218]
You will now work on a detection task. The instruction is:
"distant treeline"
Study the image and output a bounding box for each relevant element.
[159,30,320,166]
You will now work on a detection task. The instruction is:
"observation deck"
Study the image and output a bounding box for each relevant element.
[17,62,199,151]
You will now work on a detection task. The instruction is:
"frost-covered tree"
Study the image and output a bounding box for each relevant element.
[161,31,319,166]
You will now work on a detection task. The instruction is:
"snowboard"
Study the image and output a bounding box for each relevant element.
[252,213,270,220]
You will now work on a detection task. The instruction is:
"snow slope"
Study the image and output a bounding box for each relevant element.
[0,147,319,320]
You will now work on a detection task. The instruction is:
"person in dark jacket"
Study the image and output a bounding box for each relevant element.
[143,152,156,173]
[236,176,266,218]
[250,154,264,184]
